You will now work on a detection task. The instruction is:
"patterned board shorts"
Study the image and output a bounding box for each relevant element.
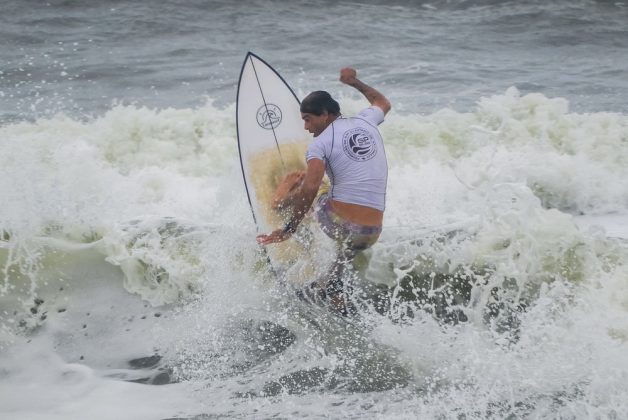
[299,193,383,304]
[314,193,382,254]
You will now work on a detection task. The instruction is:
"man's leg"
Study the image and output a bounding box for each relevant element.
[324,246,357,315]
[271,171,305,210]
[300,245,353,308]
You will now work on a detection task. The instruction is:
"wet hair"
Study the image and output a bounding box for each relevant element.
[300,91,340,116]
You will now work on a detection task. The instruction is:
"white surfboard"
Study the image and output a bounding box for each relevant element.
[237,52,323,278]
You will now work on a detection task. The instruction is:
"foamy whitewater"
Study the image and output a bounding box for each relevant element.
[2,1,628,419]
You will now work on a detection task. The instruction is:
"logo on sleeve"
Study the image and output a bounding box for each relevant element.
[256,104,282,130]
[342,127,377,161]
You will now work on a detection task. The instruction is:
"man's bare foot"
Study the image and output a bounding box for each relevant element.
[328,294,348,315]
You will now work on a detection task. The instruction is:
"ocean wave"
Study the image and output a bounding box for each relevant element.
[1,89,628,420]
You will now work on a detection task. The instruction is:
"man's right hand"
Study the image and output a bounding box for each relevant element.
[339,67,391,115]
[340,67,358,85]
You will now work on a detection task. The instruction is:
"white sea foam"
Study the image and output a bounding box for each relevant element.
[1,91,628,418]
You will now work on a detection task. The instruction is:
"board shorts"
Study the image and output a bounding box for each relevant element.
[315,193,382,253]
[310,193,382,301]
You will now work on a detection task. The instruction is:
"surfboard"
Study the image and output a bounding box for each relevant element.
[236,52,327,281]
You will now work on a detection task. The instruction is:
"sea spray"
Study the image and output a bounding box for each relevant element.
[1,91,628,418]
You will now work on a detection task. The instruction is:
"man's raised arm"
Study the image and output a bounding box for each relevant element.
[339,67,391,115]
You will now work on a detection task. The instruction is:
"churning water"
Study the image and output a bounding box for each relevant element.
[2,1,628,418]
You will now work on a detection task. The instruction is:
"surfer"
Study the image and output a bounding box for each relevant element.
[257,67,391,313]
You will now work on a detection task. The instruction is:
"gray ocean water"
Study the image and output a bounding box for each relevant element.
[2,0,628,123]
[2,1,628,419]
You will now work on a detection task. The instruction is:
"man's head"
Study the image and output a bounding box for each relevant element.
[300,91,340,136]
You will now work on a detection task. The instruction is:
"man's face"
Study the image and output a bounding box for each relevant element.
[301,112,329,137]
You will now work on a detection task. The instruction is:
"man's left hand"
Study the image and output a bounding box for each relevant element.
[256,229,291,245]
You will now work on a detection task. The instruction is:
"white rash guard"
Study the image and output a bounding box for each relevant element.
[305,106,388,212]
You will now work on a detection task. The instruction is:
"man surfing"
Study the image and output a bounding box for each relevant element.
[256,67,391,313]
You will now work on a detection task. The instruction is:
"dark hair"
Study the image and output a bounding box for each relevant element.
[300,91,340,116]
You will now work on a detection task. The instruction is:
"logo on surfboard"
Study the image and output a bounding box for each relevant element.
[256,104,282,130]
[342,127,377,161]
